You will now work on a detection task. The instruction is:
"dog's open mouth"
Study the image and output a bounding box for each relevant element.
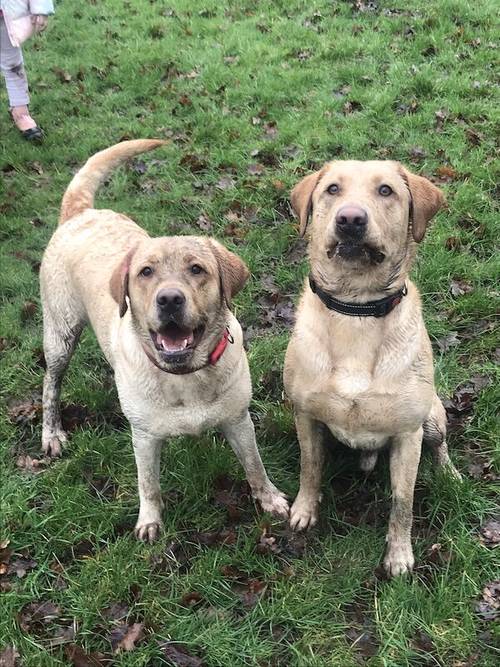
[328,242,385,264]
[150,323,204,362]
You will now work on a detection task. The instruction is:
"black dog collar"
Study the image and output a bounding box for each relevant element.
[309,276,407,318]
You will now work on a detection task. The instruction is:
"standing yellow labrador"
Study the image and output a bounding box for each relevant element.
[284,161,459,576]
[40,140,288,541]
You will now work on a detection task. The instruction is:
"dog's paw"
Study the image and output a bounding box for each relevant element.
[289,495,319,531]
[134,519,163,543]
[42,430,67,457]
[257,486,290,519]
[384,543,414,577]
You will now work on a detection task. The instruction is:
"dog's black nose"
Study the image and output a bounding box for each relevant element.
[335,205,368,239]
[156,288,186,314]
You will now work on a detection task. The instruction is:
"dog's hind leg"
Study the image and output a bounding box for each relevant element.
[42,309,83,457]
[423,394,461,479]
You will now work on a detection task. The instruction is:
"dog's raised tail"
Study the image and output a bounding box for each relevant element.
[59,139,166,224]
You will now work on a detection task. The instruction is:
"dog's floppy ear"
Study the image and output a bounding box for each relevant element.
[209,240,250,306]
[291,168,325,237]
[109,247,136,317]
[400,166,446,243]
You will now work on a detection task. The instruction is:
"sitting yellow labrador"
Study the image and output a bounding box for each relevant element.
[40,140,288,541]
[284,160,459,576]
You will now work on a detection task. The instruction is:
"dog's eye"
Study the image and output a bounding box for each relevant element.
[139,266,153,277]
[190,264,203,275]
[379,184,393,197]
[327,184,340,195]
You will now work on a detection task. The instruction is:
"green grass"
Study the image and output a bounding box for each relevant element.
[1,1,499,665]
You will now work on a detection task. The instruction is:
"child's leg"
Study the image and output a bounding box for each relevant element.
[0,18,30,108]
[0,16,42,136]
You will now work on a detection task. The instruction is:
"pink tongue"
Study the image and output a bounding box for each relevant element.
[157,331,194,352]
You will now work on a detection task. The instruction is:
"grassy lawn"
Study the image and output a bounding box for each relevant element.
[1,0,499,665]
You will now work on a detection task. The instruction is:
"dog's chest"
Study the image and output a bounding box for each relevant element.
[317,331,392,450]
[116,368,248,438]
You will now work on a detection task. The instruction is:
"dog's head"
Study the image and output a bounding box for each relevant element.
[109,236,249,371]
[291,161,445,296]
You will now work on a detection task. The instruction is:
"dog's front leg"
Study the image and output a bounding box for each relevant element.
[131,426,164,542]
[384,427,422,576]
[221,411,289,519]
[290,412,324,531]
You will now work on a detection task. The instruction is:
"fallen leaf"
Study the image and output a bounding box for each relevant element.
[149,25,165,39]
[396,99,418,115]
[21,301,37,322]
[343,100,363,114]
[411,629,435,654]
[111,622,144,653]
[409,146,426,161]
[158,642,204,666]
[0,646,20,667]
[180,154,207,173]
[296,49,312,61]
[344,602,379,659]
[468,459,499,482]
[257,277,296,331]
[131,159,147,175]
[445,236,461,250]
[436,165,457,181]
[450,279,473,297]
[479,518,500,547]
[190,528,237,547]
[16,455,50,474]
[442,375,491,426]
[435,108,448,131]
[7,557,37,578]
[18,601,60,633]
[61,403,92,431]
[352,1,379,12]
[223,221,247,240]
[47,624,76,648]
[216,175,235,191]
[435,331,460,353]
[475,581,500,621]
[52,67,72,83]
[332,84,351,99]
[465,127,482,146]
[180,591,203,608]
[232,577,267,609]
[29,217,44,227]
[422,542,452,567]
[263,121,278,139]
[150,541,194,575]
[65,644,108,667]
[195,214,213,232]
[247,163,265,177]
[213,474,251,521]
[101,603,129,622]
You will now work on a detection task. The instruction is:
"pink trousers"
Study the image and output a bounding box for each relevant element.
[0,16,30,107]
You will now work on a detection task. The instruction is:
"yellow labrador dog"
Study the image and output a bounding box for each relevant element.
[40,140,288,541]
[284,161,459,576]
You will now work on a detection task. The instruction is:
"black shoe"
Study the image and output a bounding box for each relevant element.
[9,108,44,142]
[21,125,43,142]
